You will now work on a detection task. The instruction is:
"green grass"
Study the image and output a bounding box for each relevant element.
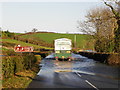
[14,33,22,35]
[2,70,37,88]
[0,47,10,51]
[19,33,94,49]
[2,39,52,49]
[0,39,2,42]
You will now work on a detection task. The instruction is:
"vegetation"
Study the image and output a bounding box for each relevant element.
[104,1,120,53]
[78,51,120,66]
[2,50,41,88]
[2,70,37,88]
[2,50,36,78]
[1,32,51,88]
[1,1,120,87]
[1,29,94,50]
[78,0,120,53]
[31,28,38,33]
[1,30,15,38]
[14,33,54,48]
[16,32,94,50]
[2,39,52,50]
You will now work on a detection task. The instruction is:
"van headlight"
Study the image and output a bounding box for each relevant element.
[55,51,60,53]
[66,51,70,53]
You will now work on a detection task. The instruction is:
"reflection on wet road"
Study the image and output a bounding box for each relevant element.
[28,53,120,89]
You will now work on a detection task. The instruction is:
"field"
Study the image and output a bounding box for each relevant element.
[2,39,52,50]
[18,32,95,50]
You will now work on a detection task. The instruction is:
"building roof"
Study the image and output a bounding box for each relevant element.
[55,38,71,41]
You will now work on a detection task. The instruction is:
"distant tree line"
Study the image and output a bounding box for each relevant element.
[78,0,120,53]
[1,30,15,38]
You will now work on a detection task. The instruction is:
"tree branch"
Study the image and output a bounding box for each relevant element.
[104,2,120,19]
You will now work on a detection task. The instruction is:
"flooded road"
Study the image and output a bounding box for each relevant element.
[28,53,120,89]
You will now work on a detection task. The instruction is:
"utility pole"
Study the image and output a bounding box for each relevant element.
[74,34,76,49]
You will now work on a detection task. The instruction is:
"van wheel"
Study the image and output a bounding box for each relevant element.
[56,58,58,61]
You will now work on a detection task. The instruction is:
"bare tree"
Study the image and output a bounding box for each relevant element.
[32,28,38,33]
[78,7,116,52]
[104,1,120,53]
[24,31,27,33]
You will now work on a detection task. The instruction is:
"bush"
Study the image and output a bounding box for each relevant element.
[107,54,120,65]
[2,51,39,80]
[14,56,24,73]
[2,30,15,38]
[2,42,16,48]
[2,57,15,78]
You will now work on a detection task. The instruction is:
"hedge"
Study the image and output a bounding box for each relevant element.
[2,51,40,79]
[77,51,120,65]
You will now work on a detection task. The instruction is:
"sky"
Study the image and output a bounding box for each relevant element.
[0,0,105,33]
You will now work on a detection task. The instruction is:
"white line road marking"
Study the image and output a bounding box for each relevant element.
[73,70,95,76]
[75,72,98,90]
[85,80,99,90]
[75,72,82,77]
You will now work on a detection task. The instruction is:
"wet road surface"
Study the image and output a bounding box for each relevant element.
[28,53,120,89]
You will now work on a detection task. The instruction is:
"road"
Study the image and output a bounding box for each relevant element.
[28,53,120,89]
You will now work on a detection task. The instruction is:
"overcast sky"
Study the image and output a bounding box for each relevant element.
[0,0,106,33]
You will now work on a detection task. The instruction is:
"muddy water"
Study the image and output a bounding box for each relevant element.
[40,53,120,80]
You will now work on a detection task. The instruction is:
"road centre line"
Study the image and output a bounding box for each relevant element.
[85,80,99,90]
[75,72,82,77]
[75,72,99,90]
[73,70,95,76]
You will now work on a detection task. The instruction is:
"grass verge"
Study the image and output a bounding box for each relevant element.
[2,57,40,89]
[2,70,38,88]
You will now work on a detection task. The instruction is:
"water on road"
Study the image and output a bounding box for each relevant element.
[28,53,120,89]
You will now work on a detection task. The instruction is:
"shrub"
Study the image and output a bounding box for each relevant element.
[107,54,120,65]
[2,42,16,48]
[2,51,39,80]
[2,57,15,78]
